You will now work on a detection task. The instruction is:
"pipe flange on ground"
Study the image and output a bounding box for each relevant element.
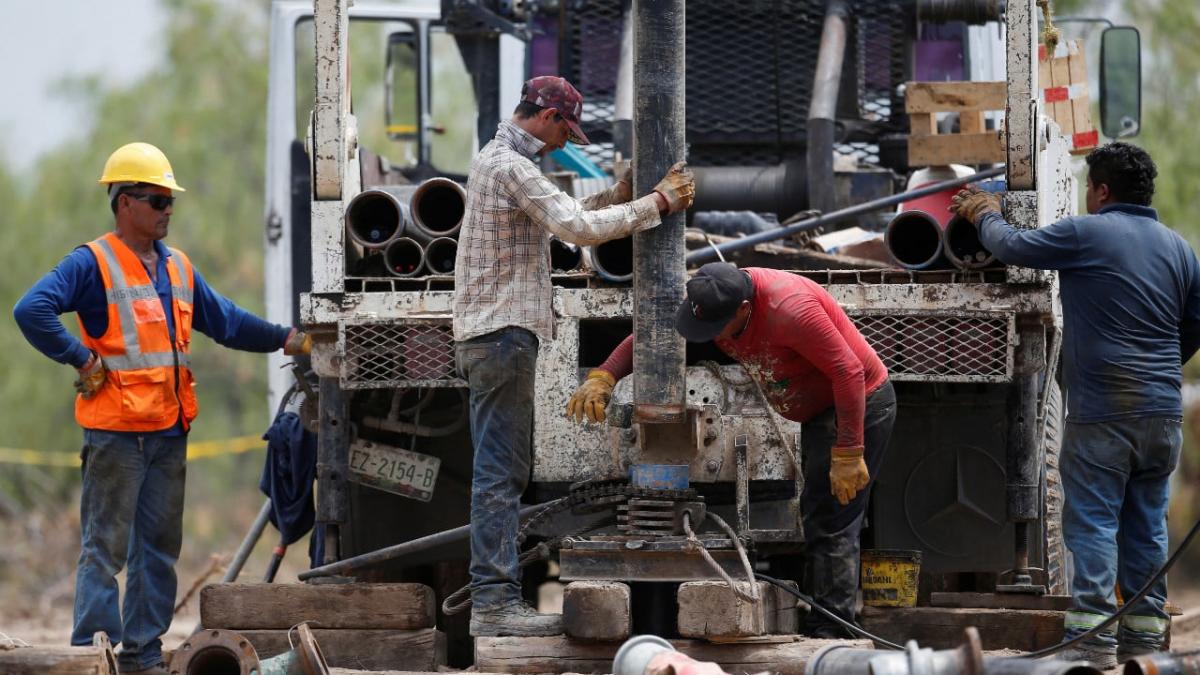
[169,629,261,675]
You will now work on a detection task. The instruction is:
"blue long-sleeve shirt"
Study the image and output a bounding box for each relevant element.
[13,238,291,434]
[979,204,1200,422]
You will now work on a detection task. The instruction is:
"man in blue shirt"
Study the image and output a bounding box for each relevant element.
[13,142,310,675]
[952,142,1200,668]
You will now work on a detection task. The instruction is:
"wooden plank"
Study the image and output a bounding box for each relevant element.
[200,583,436,630]
[678,581,769,638]
[0,646,111,675]
[908,131,1006,166]
[563,581,632,642]
[930,592,1073,611]
[473,636,873,675]
[239,628,445,672]
[959,110,986,134]
[861,607,1064,651]
[909,112,938,136]
[905,81,1007,113]
[1068,40,1087,82]
[1072,98,1093,138]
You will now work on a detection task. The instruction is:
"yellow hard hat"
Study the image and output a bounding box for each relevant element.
[97,142,186,192]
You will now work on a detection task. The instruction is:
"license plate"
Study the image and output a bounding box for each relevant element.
[347,439,440,502]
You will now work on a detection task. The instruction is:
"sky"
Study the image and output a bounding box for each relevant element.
[0,0,163,170]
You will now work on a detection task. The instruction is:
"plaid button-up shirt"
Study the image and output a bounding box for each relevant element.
[453,120,661,343]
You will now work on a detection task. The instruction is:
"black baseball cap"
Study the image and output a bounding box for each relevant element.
[675,263,754,342]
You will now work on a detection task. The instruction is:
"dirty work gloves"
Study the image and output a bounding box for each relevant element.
[950,187,1002,225]
[74,352,107,399]
[829,445,869,506]
[654,161,696,214]
[283,328,312,356]
[567,369,617,424]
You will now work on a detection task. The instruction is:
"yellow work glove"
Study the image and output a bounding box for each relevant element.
[829,445,869,506]
[653,161,696,214]
[949,187,1002,225]
[283,328,312,356]
[74,352,107,399]
[614,159,633,203]
[566,369,617,424]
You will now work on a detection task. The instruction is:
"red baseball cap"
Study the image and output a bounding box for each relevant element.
[521,76,590,145]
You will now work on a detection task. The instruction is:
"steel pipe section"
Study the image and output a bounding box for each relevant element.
[410,177,466,241]
[383,237,426,277]
[808,1,849,217]
[345,189,409,249]
[550,236,583,272]
[983,657,1101,675]
[806,628,983,675]
[690,211,779,237]
[943,214,998,269]
[632,0,688,424]
[886,210,950,270]
[587,237,634,283]
[1123,649,1200,675]
[424,236,458,275]
[691,162,808,218]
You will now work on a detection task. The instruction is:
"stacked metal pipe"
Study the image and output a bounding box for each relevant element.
[885,210,998,271]
[344,178,466,277]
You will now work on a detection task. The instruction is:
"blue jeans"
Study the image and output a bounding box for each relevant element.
[456,327,539,611]
[72,429,187,671]
[1062,417,1181,650]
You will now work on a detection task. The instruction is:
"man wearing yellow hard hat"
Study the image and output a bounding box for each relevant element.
[13,142,311,675]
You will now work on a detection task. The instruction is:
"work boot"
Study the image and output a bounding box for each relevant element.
[1117,642,1162,663]
[120,663,169,675]
[470,600,563,637]
[1054,644,1118,670]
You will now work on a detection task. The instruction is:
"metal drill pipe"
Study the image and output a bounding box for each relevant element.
[885,210,950,270]
[632,0,687,424]
[808,0,849,217]
[686,166,1005,265]
[299,501,555,580]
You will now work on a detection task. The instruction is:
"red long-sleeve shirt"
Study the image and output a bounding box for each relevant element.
[597,268,888,447]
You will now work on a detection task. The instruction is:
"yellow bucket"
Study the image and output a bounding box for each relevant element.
[861,549,922,608]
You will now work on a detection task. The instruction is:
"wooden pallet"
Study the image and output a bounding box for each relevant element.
[906,81,1007,166]
[1039,39,1099,154]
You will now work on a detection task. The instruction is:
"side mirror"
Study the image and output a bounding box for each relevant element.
[385,30,419,141]
[1099,26,1141,138]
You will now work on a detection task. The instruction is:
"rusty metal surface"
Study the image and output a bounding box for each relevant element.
[1005,0,1037,190]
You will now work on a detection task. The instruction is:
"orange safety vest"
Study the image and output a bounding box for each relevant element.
[75,231,199,432]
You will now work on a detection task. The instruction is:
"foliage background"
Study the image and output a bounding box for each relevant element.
[1,0,1198,622]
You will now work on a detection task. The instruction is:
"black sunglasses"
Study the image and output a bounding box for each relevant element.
[125,192,175,211]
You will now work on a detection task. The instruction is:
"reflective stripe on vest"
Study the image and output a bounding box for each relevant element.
[76,232,198,432]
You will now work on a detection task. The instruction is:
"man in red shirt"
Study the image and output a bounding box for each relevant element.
[568,263,895,636]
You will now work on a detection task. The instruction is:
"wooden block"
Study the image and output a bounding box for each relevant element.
[862,606,1064,651]
[1068,40,1088,82]
[908,131,1006,166]
[930,592,1072,611]
[678,581,770,639]
[240,628,445,672]
[1051,53,1071,87]
[473,636,873,675]
[1038,53,1052,90]
[1072,99,1093,138]
[769,580,800,634]
[563,581,632,642]
[909,112,938,136]
[200,582,436,630]
[0,646,112,675]
[905,81,1006,113]
[1053,101,1074,135]
[959,110,986,134]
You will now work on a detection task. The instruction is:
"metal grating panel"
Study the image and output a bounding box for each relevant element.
[851,312,1013,382]
[340,320,464,389]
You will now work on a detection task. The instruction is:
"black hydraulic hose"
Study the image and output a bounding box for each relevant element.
[761,515,1200,657]
[686,166,1006,265]
[1018,515,1200,659]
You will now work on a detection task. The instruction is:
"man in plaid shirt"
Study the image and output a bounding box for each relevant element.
[453,75,694,636]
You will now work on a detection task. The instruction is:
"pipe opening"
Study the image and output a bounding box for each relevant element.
[384,238,425,277]
[412,179,466,237]
[550,237,583,272]
[592,236,633,282]
[424,237,458,275]
[346,190,405,248]
[944,214,997,269]
[886,210,946,269]
[184,646,242,675]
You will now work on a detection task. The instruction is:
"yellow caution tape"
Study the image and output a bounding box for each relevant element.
[0,434,266,467]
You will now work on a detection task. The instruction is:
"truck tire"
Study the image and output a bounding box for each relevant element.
[1041,381,1070,596]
